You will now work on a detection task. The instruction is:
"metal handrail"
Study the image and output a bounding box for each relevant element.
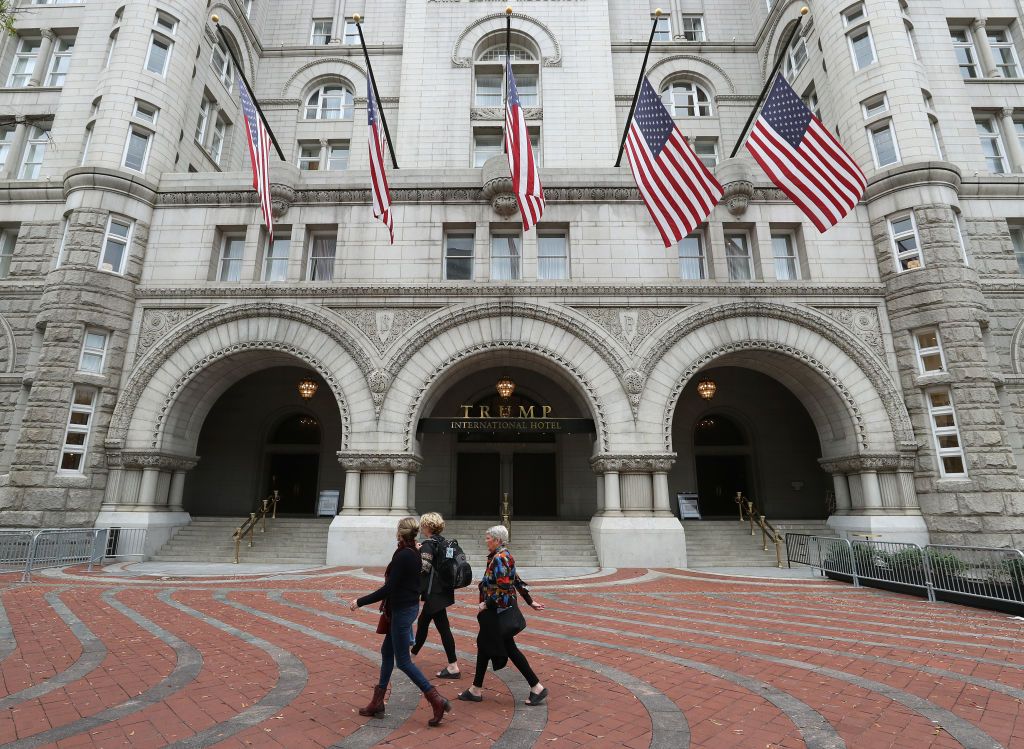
[231,492,278,564]
[500,492,512,542]
[736,492,784,568]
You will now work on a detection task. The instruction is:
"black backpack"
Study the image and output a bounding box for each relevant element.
[432,536,473,590]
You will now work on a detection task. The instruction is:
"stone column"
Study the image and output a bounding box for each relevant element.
[2,120,28,180]
[137,467,160,508]
[971,19,999,78]
[1000,108,1024,172]
[168,470,187,512]
[391,469,410,515]
[602,471,622,515]
[28,29,56,88]
[652,471,672,516]
[831,473,852,512]
[595,474,605,514]
[859,470,883,510]
[204,102,221,150]
[337,452,422,515]
[341,470,361,513]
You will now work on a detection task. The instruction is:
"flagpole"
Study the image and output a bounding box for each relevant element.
[353,14,398,169]
[502,6,513,154]
[210,15,286,161]
[614,10,662,168]
[728,6,808,158]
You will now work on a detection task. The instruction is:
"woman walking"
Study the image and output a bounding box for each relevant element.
[349,516,451,727]
[458,525,548,706]
[411,512,461,678]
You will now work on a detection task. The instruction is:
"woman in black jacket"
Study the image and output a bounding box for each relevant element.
[349,516,451,727]
[411,512,460,678]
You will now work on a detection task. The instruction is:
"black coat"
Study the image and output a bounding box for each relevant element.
[419,536,456,615]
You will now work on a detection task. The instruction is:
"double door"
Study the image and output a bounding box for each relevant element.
[454,449,556,518]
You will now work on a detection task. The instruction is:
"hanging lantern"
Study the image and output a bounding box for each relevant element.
[496,375,516,399]
[697,417,716,430]
[297,377,319,400]
[697,378,717,400]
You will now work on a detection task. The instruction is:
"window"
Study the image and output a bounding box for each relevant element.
[99,217,132,274]
[0,229,14,278]
[475,71,502,107]
[491,232,522,281]
[154,11,178,35]
[848,27,877,70]
[19,125,49,179]
[7,37,41,87]
[211,39,234,91]
[104,31,118,70]
[803,86,821,120]
[122,128,151,172]
[661,81,712,117]
[46,37,75,87]
[529,128,542,167]
[771,232,799,280]
[1016,119,1024,154]
[515,72,538,106]
[914,328,945,373]
[244,0,252,19]
[783,34,808,79]
[930,117,945,159]
[862,93,888,120]
[889,213,922,271]
[868,121,899,167]
[926,388,967,477]
[79,124,93,166]
[678,232,707,280]
[473,130,502,167]
[842,3,867,27]
[976,117,1007,173]
[58,387,96,474]
[954,212,969,265]
[145,34,171,76]
[217,234,244,282]
[905,22,919,60]
[133,100,158,125]
[693,139,718,168]
[327,142,350,171]
[308,233,337,281]
[78,330,108,374]
[195,97,211,143]
[0,126,13,171]
[725,232,753,280]
[298,143,321,171]
[653,15,671,42]
[343,18,360,45]
[210,116,227,164]
[950,28,978,79]
[680,16,704,42]
[304,85,354,120]
[987,29,1020,78]
[538,231,568,280]
[263,235,289,282]
[444,232,474,280]
[1011,226,1024,274]
[55,218,69,268]
[311,19,333,45]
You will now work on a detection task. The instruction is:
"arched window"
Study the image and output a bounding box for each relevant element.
[304,84,354,120]
[270,414,321,444]
[211,37,234,92]
[474,38,538,107]
[693,414,746,447]
[661,81,712,117]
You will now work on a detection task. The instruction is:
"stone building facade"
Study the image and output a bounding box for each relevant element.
[0,0,1023,566]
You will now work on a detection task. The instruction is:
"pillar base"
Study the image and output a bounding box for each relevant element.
[589,515,686,569]
[327,514,399,567]
[826,513,930,546]
[93,509,192,559]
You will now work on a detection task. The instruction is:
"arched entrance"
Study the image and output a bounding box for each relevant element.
[415,360,598,520]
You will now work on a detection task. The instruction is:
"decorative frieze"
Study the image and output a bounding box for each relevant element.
[590,454,677,473]
[819,452,918,474]
[105,450,199,471]
[337,452,423,473]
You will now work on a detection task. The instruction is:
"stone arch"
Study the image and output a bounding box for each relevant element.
[761,2,807,77]
[209,5,255,79]
[1009,317,1024,375]
[452,12,561,68]
[109,303,376,454]
[0,314,15,372]
[281,59,367,99]
[646,55,736,96]
[637,302,914,454]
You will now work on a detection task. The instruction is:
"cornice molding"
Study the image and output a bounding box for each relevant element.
[336,452,423,473]
[105,450,200,471]
[819,452,917,474]
[590,454,677,473]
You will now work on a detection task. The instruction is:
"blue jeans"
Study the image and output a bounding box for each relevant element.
[378,603,431,693]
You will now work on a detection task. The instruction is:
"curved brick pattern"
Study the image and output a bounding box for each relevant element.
[0,588,83,698]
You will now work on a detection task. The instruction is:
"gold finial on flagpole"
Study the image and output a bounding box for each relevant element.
[353,13,361,22]
[210,14,220,23]
[654,8,663,16]
[505,6,513,15]
[800,6,809,13]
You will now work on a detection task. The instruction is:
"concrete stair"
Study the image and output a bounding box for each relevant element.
[440,520,599,570]
[150,516,331,565]
[683,519,831,568]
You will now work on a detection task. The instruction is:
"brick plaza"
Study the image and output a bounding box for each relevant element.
[1,565,1022,749]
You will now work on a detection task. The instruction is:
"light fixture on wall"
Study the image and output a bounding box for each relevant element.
[697,418,716,430]
[297,377,319,400]
[496,375,516,399]
[697,378,717,400]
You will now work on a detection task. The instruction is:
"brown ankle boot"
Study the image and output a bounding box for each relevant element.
[424,686,451,726]
[358,685,387,718]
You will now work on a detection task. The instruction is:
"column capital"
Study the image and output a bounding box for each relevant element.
[105,449,199,471]
[590,453,676,474]
[337,451,423,473]
[1000,107,1017,120]
[970,17,987,31]
[818,452,915,474]
[40,28,58,42]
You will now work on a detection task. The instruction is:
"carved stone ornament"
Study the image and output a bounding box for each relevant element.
[332,307,442,356]
[574,306,686,353]
[106,450,199,471]
[818,452,917,474]
[812,307,886,358]
[336,451,423,473]
[481,155,518,217]
[471,107,542,121]
[715,157,755,217]
[138,308,206,353]
[270,183,297,220]
[590,454,677,474]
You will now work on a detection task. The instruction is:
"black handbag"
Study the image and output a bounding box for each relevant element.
[497,599,527,639]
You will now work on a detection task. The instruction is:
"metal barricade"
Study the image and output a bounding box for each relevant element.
[0,530,37,572]
[785,532,812,568]
[925,544,1024,606]
[811,535,860,587]
[100,527,148,561]
[22,529,104,582]
[850,539,933,601]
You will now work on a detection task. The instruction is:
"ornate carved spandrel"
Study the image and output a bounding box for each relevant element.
[812,307,885,358]
[331,307,443,355]
[574,306,688,353]
[138,308,206,354]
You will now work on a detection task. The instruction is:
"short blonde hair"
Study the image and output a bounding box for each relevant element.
[420,512,445,535]
[486,525,509,545]
[397,516,419,542]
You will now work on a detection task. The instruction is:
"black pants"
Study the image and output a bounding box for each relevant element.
[473,636,539,688]
[414,607,458,663]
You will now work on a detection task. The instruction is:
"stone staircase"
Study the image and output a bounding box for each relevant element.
[150,516,332,565]
[683,519,831,568]
[440,519,599,570]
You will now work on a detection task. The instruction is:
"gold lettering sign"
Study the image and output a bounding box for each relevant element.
[458,404,554,418]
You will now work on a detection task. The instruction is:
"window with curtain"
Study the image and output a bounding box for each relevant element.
[538,231,568,280]
[309,233,337,281]
[678,233,706,280]
[725,233,753,280]
[490,232,521,280]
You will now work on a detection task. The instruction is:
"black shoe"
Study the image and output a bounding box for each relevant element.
[410,644,421,656]
[457,689,483,702]
[437,667,462,679]
[525,687,548,706]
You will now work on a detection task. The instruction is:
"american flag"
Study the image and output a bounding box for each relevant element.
[237,78,273,242]
[367,77,394,243]
[505,60,545,231]
[625,77,723,248]
[746,75,866,233]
